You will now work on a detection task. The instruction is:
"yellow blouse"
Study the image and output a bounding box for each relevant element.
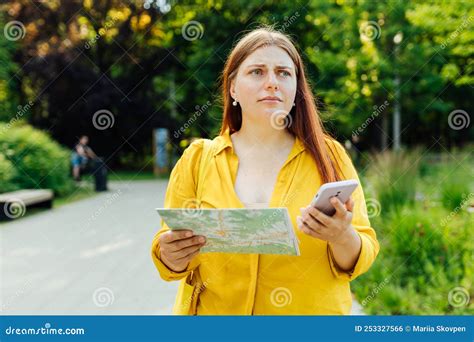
[151,130,379,315]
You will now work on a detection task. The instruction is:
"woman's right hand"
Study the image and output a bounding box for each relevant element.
[158,230,206,272]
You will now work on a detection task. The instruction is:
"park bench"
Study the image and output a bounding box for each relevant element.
[0,189,53,221]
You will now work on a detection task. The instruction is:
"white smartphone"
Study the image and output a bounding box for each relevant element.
[310,179,359,216]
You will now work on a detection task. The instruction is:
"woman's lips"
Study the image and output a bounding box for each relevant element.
[259,99,281,103]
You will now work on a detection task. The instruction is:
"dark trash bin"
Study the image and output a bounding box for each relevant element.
[92,158,108,192]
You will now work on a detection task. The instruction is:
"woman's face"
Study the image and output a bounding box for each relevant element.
[230,45,297,127]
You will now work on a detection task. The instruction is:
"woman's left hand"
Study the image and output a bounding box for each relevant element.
[296,196,355,245]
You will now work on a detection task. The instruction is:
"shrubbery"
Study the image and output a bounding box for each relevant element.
[366,149,421,213]
[0,152,17,192]
[353,151,473,314]
[0,122,74,195]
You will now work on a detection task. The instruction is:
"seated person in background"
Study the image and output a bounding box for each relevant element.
[71,135,97,181]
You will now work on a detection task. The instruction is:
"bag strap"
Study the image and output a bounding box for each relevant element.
[196,139,214,202]
[186,138,214,291]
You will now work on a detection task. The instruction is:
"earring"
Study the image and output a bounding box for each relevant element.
[232,99,238,106]
[293,102,296,107]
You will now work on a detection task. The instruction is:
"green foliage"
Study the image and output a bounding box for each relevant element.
[389,208,449,284]
[366,148,421,213]
[118,150,155,171]
[406,1,474,86]
[1,0,472,166]
[0,152,17,192]
[0,15,19,121]
[418,153,473,211]
[354,203,473,315]
[353,154,474,315]
[441,179,469,212]
[0,122,74,195]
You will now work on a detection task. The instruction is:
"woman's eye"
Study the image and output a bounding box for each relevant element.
[250,69,262,75]
[279,70,291,77]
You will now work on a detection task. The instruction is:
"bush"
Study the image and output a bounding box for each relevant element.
[0,152,17,192]
[366,148,421,213]
[389,208,449,284]
[0,122,74,195]
[0,16,20,122]
[418,153,472,211]
[441,179,469,211]
[353,203,473,315]
[118,150,155,171]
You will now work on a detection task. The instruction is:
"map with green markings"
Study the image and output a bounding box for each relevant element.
[156,208,300,255]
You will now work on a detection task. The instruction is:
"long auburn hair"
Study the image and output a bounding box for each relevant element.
[219,27,343,183]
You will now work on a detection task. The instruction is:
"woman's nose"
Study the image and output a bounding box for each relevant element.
[264,72,279,90]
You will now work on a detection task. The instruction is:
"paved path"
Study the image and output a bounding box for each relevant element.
[0,180,364,315]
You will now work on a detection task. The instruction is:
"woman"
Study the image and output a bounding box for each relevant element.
[151,27,379,315]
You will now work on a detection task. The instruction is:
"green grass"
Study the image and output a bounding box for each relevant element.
[107,170,167,181]
[72,169,165,183]
[352,150,474,315]
[54,183,97,207]
[55,169,168,206]
[366,148,421,213]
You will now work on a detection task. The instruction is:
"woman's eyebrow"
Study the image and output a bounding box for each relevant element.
[246,63,294,69]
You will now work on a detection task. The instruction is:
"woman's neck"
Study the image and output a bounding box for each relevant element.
[232,119,295,149]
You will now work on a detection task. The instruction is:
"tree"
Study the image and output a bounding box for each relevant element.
[1,0,471,169]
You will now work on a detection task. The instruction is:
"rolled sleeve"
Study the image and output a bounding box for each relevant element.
[326,140,380,281]
[327,228,379,281]
[151,227,200,281]
[151,140,204,282]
